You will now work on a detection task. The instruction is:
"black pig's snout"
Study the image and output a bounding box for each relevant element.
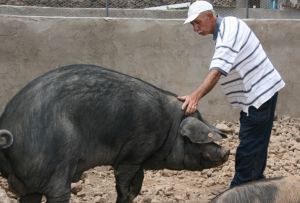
[221,148,230,161]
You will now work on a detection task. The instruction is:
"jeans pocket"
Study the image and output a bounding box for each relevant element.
[245,105,271,125]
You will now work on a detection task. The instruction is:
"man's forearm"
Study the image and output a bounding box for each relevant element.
[194,69,221,100]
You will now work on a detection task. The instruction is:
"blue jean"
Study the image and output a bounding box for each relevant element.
[230,92,278,188]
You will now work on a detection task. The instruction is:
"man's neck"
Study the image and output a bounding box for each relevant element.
[211,16,217,34]
[213,15,223,41]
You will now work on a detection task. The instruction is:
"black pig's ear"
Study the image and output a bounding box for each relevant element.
[211,126,228,138]
[192,111,227,138]
[179,117,222,143]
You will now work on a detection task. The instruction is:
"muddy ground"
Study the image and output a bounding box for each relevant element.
[0,115,299,203]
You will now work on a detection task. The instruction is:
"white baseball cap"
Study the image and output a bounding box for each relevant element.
[184,1,214,24]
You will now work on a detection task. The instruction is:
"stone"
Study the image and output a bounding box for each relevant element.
[0,188,10,203]
[216,123,234,133]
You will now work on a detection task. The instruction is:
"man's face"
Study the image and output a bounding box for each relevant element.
[191,13,213,36]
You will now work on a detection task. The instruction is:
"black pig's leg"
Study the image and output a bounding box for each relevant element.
[44,166,72,203]
[45,188,71,203]
[45,182,71,203]
[20,193,43,203]
[114,165,143,203]
[129,167,144,199]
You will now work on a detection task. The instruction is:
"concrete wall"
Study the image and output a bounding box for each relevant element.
[1,5,300,19]
[0,14,299,121]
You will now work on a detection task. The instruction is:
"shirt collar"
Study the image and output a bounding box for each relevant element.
[213,16,223,41]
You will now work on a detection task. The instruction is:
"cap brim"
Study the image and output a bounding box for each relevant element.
[183,13,199,24]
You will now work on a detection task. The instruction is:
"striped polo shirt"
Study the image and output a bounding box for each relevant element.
[210,16,285,114]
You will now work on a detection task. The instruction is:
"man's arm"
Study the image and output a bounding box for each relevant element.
[178,69,222,115]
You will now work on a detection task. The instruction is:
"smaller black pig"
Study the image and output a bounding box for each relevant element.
[210,176,300,203]
[0,64,229,203]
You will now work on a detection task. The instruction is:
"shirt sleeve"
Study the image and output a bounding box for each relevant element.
[209,17,241,76]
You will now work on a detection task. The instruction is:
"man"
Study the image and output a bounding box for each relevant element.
[178,0,285,187]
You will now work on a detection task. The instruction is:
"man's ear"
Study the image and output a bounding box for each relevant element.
[206,11,214,20]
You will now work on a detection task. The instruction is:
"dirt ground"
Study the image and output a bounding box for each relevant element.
[0,115,299,203]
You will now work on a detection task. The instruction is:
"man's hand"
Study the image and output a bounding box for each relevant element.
[177,91,200,115]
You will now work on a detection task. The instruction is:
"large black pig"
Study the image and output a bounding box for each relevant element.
[0,64,229,203]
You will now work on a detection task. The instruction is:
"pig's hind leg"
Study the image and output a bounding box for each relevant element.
[20,193,43,203]
[8,174,43,203]
[43,165,73,203]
